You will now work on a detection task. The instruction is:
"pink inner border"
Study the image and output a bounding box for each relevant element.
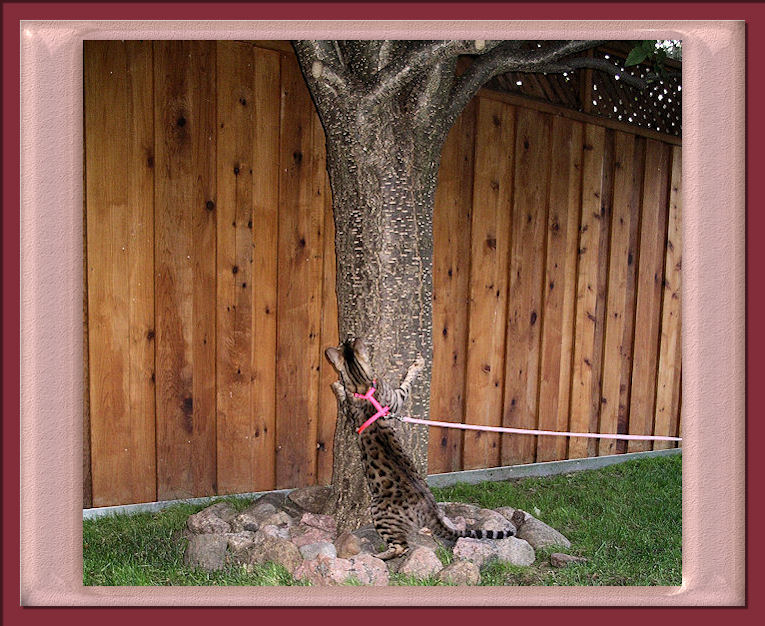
[16,17,745,606]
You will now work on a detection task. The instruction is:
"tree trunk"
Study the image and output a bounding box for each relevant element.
[321,99,443,532]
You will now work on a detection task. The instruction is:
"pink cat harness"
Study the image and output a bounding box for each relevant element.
[353,382,390,434]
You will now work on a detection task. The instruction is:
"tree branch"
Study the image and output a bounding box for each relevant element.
[292,40,353,101]
[445,40,605,123]
[366,40,501,105]
[538,57,648,89]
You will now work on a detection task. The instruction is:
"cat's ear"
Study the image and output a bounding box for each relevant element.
[353,337,369,359]
[325,347,343,372]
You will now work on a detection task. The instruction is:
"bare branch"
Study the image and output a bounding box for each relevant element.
[538,57,648,89]
[445,40,605,123]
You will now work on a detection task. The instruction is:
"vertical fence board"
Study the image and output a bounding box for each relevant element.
[154,41,217,499]
[501,108,551,466]
[215,41,256,494]
[568,125,609,459]
[653,147,682,450]
[599,132,643,456]
[85,40,156,507]
[250,47,281,491]
[429,99,477,475]
[275,54,324,488]
[628,140,670,452]
[536,117,583,462]
[462,99,515,471]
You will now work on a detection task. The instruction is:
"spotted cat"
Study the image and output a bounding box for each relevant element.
[325,338,515,560]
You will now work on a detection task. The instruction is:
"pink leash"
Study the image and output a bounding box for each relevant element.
[352,385,681,441]
[399,416,682,442]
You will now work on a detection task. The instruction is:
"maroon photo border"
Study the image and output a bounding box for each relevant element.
[4,0,761,622]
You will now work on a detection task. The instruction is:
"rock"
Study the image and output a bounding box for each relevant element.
[348,553,389,585]
[439,502,481,524]
[494,537,535,566]
[294,554,353,586]
[550,553,588,568]
[260,524,291,540]
[437,560,481,586]
[231,501,277,532]
[494,506,517,520]
[254,490,304,518]
[397,547,443,579]
[184,534,228,571]
[450,516,467,532]
[299,541,337,561]
[225,531,257,553]
[291,523,336,548]
[452,538,497,568]
[334,531,361,558]
[474,508,516,533]
[505,509,571,549]
[408,530,441,552]
[299,512,337,535]
[453,536,535,568]
[186,502,235,534]
[351,525,385,554]
[287,485,333,514]
[293,553,388,586]
[247,534,303,573]
[231,503,294,534]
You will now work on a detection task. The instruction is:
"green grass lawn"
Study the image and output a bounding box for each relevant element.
[83,453,681,586]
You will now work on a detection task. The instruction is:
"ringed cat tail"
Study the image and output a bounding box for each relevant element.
[432,512,516,541]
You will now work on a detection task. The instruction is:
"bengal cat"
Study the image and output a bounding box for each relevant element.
[325,337,515,560]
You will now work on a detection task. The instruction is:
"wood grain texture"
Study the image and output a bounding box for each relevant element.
[275,54,324,488]
[536,117,583,462]
[428,99,476,475]
[85,40,156,507]
[215,41,256,494]
[653,147,682,450]
[628,140,670,453]
[599,133,643,456]
[501,107,551,466]
[249,47,281,490]
[568,125,609,459]
[154,41,217,499]
[462,98,515,471]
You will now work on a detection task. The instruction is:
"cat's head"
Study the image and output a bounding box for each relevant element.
[325,337,374,394]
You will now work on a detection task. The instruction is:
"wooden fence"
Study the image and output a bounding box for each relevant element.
[84,40,682,508]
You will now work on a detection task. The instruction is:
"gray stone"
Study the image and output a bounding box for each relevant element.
[300,541,337,561]
[397,547,443,579]
[225,531,257,553]
[505,509,571,549]
[247,534,303,573]
[186,503,235,534]
[351,525,385,554]
[299,512,337,536]
[184,534,228,571]
[452,538,497,568]
[453,536,535,568]
[550,553,588,568]
[260,524,291,540]
[348,553,389,585]
[294,553,389,586]
[474,508,516,533]
[334,531,362,558]
[231,501,277,532]
[438,502,482,524]
[291,523,335,548]
[287,485,333,514]
[437,560,481,586]
[254,491,304,518]
[494,537,535,566]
